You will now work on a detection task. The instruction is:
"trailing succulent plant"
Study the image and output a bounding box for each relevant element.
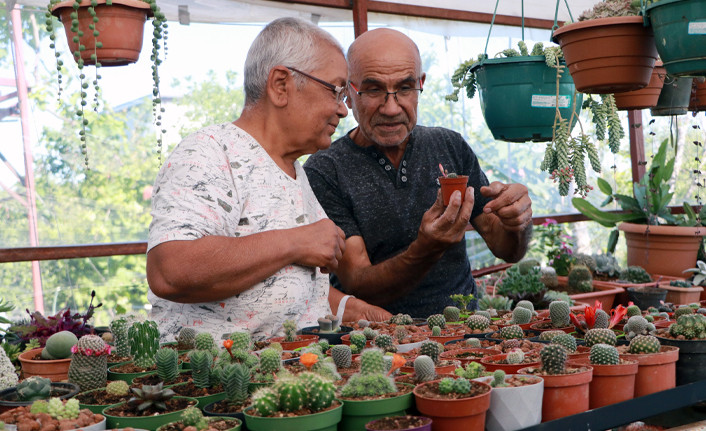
[68,334,110,391]
[128,320,160,369]
[340,348,397,398]
[16,376,52,402]
[578,0,641,21]
[127,382,176,412]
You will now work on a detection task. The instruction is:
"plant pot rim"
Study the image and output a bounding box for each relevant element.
[552,15,647,41]
[474,374,544,388]
[618,222,706,236]
[18,347,71,364]
[51,0,153,14]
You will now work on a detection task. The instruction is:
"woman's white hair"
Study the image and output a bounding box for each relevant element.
[243,17,344,105]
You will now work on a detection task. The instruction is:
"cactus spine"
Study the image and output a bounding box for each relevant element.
[68,334,110,391]
[110,318,131,357]
[331,345,352,369]
[540,344,567,375]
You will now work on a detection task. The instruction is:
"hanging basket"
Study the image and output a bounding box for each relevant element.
[551,16,658,94]
[51,0,153,66]
[650,75,694,116]
[472,56,582,142]
[614,62,666,110]
[689,78,706,112]
[646,0,706,77]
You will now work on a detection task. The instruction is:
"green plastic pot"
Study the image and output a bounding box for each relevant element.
[339,388,414,431]
[166,382,226,408]
[650,76,694,116]
[472,56,582,143]
[76,387,125,414]
[107,362,154,384]
[156,416,242,431]
[646,0,706,77]
[243,401,342,431]
[102,397,198,431]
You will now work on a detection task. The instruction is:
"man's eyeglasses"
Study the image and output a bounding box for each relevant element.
[349,79,423,104]
[286,66,347,104]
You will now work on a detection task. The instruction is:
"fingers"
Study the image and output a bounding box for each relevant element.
[437,187,474,230]
[480,183,533,232]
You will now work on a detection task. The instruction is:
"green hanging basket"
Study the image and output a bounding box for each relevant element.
[650,75,694,116]
[646,0,706,77]
[472,56,583,142]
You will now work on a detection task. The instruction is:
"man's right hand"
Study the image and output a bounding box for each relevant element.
[417,187,474,254]
[292,219,346,271]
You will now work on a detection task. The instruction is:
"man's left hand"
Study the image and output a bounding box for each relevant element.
[480,182,532,232]
[346,297,393,322]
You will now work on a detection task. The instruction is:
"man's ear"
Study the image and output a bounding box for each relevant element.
[266,66,290,108]
[345,87,353,109]
[420,72,427,87]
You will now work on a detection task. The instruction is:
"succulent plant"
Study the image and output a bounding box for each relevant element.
[258,347,281,375]
[176,328,197,350]
[221,362,250,406]
[44,330,78,359]
[465,338,481,348]
[229,331,252,351]
[155,347,179,384]
[128,320,160,368]
[683,260,706,286]
[414,355,436,382]
[106,380,130,396]
[283,319,297,342]
[466,314,490,331]
[331,344,352,369]
[349,331,367,352]
[180,406,209,430]
[189,349,213,389]
[589,343,620,365]
[431,326,441,336]
[619,266,652,284]
[628,334,661,354]
[549,300,571,328]
[540,344,567,375]
[317,314,341,333]
[455,361,485,379]
[515,300,536,313]
[584,328,617,347]
[538,329,565,341]
[573,253,597,273]
[109,318,131,357]
[626,305,642,317]
[511,306,532,325]
[490,369,508,387]
[68,334,110,391]
[674,306,695,319]
[478,295,513,311]
[506,348,525,364]
[194,332,216,352]
[363,327,378,340]
[127,382,176,412]
[568,265,593,293]
[443,306,461,322]
[540,266,559,289]
[551,333,577,353]
[625,315,653,340]
[388,313,414,325]
[499,324,524,340]
[669,314,706,339]
[340,348,397,398]
[420,340,443,364]
[16,376,52,402]
[427,314,447,330]
[593,253,622,278]
[374,334,397,353]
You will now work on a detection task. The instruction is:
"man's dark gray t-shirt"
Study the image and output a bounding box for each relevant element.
[304,125,491,317]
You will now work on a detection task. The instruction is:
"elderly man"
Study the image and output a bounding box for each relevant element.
[304,28,533,317]
[146,18,390,342]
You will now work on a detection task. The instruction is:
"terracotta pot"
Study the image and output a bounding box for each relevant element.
[557,276,625,310]
[569,358,638,409]
[619,345,678,397]
[619,222,706,277]
[551,16,658,94]
[439,348,498,366]
[438,176,468,206]
[474,375,543,431]
[568,346,591,361]
[365,415,432,431]
[658,282,704,306]
[480,353,540,374]
[340,333,373,348]
[268,334,319,350]
[690,79,706,112]
[614,62,666,110]
[399,362,457,375]
[413,379,491,431]
[18,348,71,382]
[528,321,574,334]
[51,0,153,66]
[517,366,593,422]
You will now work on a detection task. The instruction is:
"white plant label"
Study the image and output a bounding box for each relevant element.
[688,21,706,35]
[531,94,570,108]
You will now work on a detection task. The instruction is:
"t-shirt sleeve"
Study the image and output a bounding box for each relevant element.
[148,131,241,252]
[304,157,362,239]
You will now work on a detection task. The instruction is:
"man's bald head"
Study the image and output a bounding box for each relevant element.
[347,28,422,77]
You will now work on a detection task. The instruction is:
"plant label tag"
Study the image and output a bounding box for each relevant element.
[688,21,706,35]
[531,94,570,108]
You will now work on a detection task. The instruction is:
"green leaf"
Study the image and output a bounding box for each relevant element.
[597,177,613,196]
[571,198,643,227]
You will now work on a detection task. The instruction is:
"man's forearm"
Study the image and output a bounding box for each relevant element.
[488,221,533,262]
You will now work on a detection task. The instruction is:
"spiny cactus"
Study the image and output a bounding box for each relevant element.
[540,266,559,288]
[16,376,51,401]
[465,338,481,348]
[626,305,642,317]
[180,406,208,430]
[620,266,652,284]
[625,315,652,340]
[499,324,524,340]
[360,348,386,374]
[491,369,508,387]
[349,331,367,352]
[500,338,521,351]
[46,398,79,420]
[584,328,617,347]
[251,387,278,416]
[221,362,250,405]
[318,339,330,353]
[283,319,297,342]
[374,334,396,353]
[674,306,695,319]
[363,327,378,340]
[68,334,110,391]
[394,326,408,343]
[341,349,397,397]
[511,307,532,325]
[538,329,565,341]
[176,328,197,350]
[551,333,577,353]
[432,326,441,336]
[506,349,525,364]
[438,377,472,394]
[515,300,536,313]
[594,309,610,329]
[427,314,447,330]
[628,334,661,354]
[574,253,597,273]
[298,371,336,411]
[444,306,461,323]
[589,343,620,365]
[414,355,436,382]
[669,313,706,339]
[466,314,490,331]
[549,301,571,328]
[229,331,252,351]
[128,320,160,368]
[568,265,593,293]
[331,344,352,369]
[110,318,131,357]
[106,380,129,396]
[420,340,443,364]
[189,349,213,389]
[194,332,216,351]
[259,348,281,375]
[540,344,567,375]
[389,313,413,325]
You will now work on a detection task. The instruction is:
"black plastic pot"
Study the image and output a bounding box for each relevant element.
[650,76,694,116]
[626,286,668,309]
[299,325,353,345]
[0,382,80,413]
[655,335,706,386]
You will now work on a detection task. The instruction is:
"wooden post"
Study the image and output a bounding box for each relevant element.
[352,0,368,38]
[628,109,646,184]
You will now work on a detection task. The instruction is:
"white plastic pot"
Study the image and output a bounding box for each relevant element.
[475,374,544,431]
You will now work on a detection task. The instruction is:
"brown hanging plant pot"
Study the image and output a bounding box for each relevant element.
[51,0,153,66]
[614,61,666,111]
[690,78,706,112]
[552,16,659,94]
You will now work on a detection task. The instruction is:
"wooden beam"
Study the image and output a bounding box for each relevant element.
[0,242,147,263]
[352,0,368,38]
[628,109,647,184]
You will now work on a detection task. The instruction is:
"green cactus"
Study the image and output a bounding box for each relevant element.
[252,387,278,416]
[506,349,525,364]
[568,265,593,293]
[538,329,565,341]
[389,313,414,325]
[180,406,208,430]
[360,348,386,374]
[299,371,336,411]
[155,347,179,383]
[574,253,597,273]
[45,397,79,420]
[106,380,129,396]
[349,332,366,352]
[540,344,567,375]
[515,300,536,313]
[625,315,652,339]
[594,309,610,328]
[432,326,441,336]
[331,345,352,369]
[626,305,641,317]
[283,319,298,342]
[491,369,508,387]
[628,334,661,354]
[466,315,490,331]
[420,341,443,364]
[540,266,559,288]
[221,362,250,405]
[68,334,109,391]
[454,361,485,380]
[194,332,216,351]
[318,339,330,353]
[516,257,541,274]
[363,327,378,340]
[128,320,160,368]
[443,306,461,322]
[499,325,524,340]
[551,333,577,353]
[394,326,408,343]
[669,314,706,340]
[427,314,447,330]
[258,348,281,375]
[674,306,695,319]
[453,377,471,393]
[465,338,481,348]
[340,372,397,398]
[549,301,571,328]
[189,349,213,389]
[30,399,49,414]
[374,334,396,353]
[110,318,131,357]
[620,266,652,284]
[594,253,621,278]
[413,355,436,382]
[45,330,78,360]
[16,376,51,401]
[176,328,197,350]
[438,377,454,394]
[584,328,617,347]
[511,307,532,325]
[589,343,620,365]
[229,331,252,351]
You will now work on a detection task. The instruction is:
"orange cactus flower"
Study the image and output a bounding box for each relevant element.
[223,339,233,349]
[387,354,406,375]
[300,352,319,370]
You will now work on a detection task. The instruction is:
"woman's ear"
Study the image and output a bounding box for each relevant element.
[266,66,290,107]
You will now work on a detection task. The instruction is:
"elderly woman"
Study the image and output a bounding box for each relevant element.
[146,17,389,342]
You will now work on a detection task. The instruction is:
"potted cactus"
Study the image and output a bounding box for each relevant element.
[619,334,678,397]
[399,340,456,374]
[18,330,77,382]
[301,314,353,345]
[108,320,160,383]
[569,343,638,409]
[517,344,593,422]
[267,319,319,350]
[653,314,706,386]
[243,371,342,431]
[437,172,468,206]
[474,370,544,431]
[75,380,132,414]
[412,375,492,431]
[0,376,79,414]
[480,348,541,374]
[530,301,574,333]
[157,405,242,431]
[67,334,111,392]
